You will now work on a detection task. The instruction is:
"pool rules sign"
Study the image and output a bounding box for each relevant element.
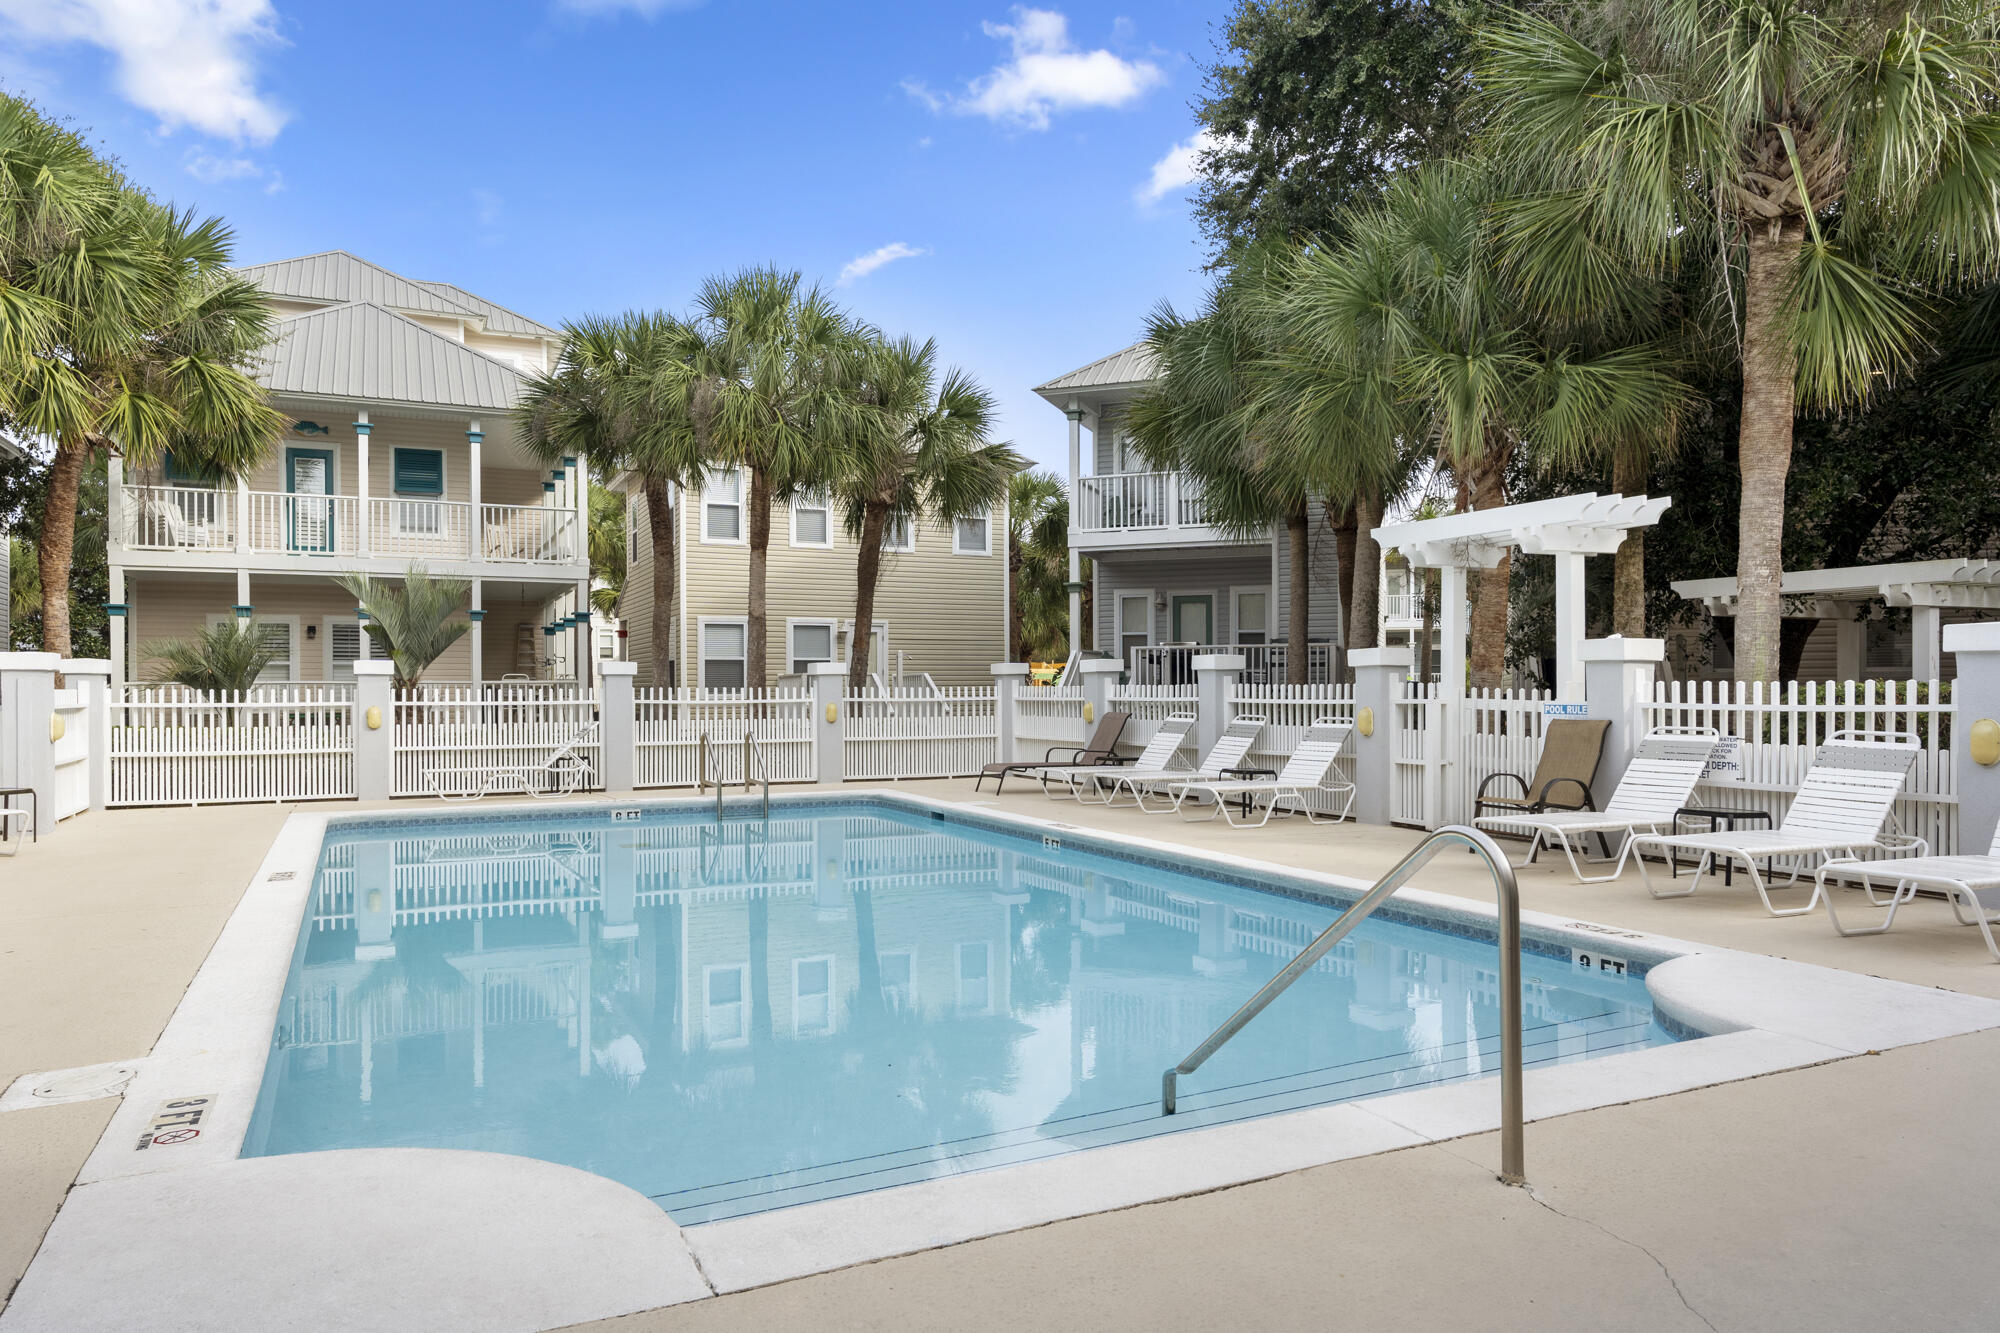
[137,1094,218,1149]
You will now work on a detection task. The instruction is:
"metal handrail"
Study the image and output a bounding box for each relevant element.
[1160,824,1528,1186]
[743,727,770,819]
[697,731,721,820]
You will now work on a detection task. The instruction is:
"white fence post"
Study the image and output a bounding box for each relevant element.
[1350,646,1410,826]
[1582,636,1664,812]
[353,661,395,801]
[599,661,637,794]
[809,663,846,783]
[1079,658,1123,745]
[62,658,113,814]
[0,653,59,836]
[991,662,1030,764]
[1947,623,2000,856]
[1192,654,1245,759]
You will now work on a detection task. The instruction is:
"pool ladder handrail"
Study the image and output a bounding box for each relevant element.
[697,729,770,820]
[743,727,770,819]
[1160,824,1528,1186]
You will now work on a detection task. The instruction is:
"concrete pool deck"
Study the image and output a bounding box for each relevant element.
[5,785,2000,1329]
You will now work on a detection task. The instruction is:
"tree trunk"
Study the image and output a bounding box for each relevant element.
[848,500,889,694]
[37,437,89,660]
[1285,504,1311,684]
[1612,447,1647,637]
[1008,532,1024,661]
[1327,500,1356,638]
[1347,487,1382,653]
[1467,437,1513,690]
[1418,570,1435,685]
[1733,226,1803,684]
[642,477,676,689]
[745,465,772,689]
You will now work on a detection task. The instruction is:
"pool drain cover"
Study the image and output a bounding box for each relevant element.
[0,1060,143,1112]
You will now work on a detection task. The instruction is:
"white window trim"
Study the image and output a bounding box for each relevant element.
[786,618,837,674]
[701,962,750,1049]
[955,940,994,1015]
[1231,585,1273,646]
[791,955,836,1038]
[881,512,915,554]
[701,468,746,546]
[1115,588,1155,649]
[321,614,373,679]
[879,948,916,1011]
[698,615,749,690]
[789,492,833,548]
[206,613,302,683]
[951,509,992,557]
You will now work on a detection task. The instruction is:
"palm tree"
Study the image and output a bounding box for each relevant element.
[518,312,712,688]
[0,95,286,659]
[148,619,279,693]
[1006,469,1073,661]
[338,567,471,689]
[586,482,627,620]
[832,333,1022,692]
[1478,0,2000,680]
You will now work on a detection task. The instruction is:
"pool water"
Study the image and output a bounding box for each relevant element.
[247,801,1677,1223]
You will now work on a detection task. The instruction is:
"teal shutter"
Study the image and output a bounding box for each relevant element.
[392,449,444,496]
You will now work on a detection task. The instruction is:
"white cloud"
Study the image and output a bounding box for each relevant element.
[1137,129,1218,205]
[0,0,287,143]
[838,242,928,286]
[183,147,282,192]
[909,7,1162,131]
[555,0,702,16]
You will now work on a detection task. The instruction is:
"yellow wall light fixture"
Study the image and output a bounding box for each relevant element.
[50,713,65,743]
[1357,707,1375,738]
[366,706,383,731]
[1972,718,2000,767]
[826,702,838,724]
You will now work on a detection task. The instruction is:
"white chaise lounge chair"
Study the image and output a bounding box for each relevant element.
[1103,714,1268,811]
[1630,733,1923,915]
[1163,718,1355,826]
[1038,712,1195,801]
[1475,728,1720,883]
[426,721,601,801]
[1816,819,2000,961]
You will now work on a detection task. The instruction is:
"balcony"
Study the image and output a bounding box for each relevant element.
[1383,591,1421,626]
[118,485,582,569]
[1071,471,1240,551]
[1128,642,1335,685]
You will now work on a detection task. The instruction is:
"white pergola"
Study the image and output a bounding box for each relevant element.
[1671,559,2000,680]
[1373,492,1672,699]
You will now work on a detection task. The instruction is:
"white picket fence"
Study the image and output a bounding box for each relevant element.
[1015,683,1088,750]
[844,687,997,780]
[110,684,355,806]
[393,687,601,798]
[1231,682,1357,816]
[634,688,816,787]
[1393,681,1440,826]
[1648,678,1957,856]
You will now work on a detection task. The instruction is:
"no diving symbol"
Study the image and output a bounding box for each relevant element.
[151,1127,199,1145]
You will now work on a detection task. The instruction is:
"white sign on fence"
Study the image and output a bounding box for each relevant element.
[1542,702,1591,719]
[1702,735,1743,781]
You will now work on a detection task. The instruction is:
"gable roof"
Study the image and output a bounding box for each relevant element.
[413,281,559,339]
[256,301,524,412]
[1034,342,1159,399]
[237,251,475,320]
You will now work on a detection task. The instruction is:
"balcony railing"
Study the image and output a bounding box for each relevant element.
[1074,471,1213,533]
[1383,591,1420,623]
[1128,642,1334,686]
[120,485,579,566]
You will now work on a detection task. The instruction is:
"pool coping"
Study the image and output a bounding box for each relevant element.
[15,790,2000,1327]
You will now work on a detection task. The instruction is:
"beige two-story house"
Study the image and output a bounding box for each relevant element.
[618,467,1009,689]
[108,251,595,687]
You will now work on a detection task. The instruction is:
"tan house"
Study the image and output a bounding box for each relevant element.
[108,252,595,688]
[617,467,1009,689]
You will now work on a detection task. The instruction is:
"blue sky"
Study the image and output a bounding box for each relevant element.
[0,0,1229,472]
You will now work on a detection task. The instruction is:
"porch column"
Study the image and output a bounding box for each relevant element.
[467,422,483,561]
[1552,551,1588,700]
[576,578,593,686]
[1834,605,1866,682]
[1066,406,1084,660]
[568,453,586,561]
[235,569,251,622]
[106,452,125,552]
[1912,604,1943,682]
[469,579,484,687]
[235,473,250,554]
[108,567,127,692]
[355,413,372,557]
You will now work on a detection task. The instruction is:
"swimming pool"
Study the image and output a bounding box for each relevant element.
[243,799,1677,1222]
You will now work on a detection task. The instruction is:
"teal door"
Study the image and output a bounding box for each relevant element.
[286,448,334,553]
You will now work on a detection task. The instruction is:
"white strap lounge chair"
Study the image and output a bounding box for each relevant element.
[1816,818,2000,961]
[1038,712,1196,801]
[1163,718,1355,827]
[426,721,601,801]
[1630,733,1923,915]
[1102,714,1268,811]
[1475,728,1720,883]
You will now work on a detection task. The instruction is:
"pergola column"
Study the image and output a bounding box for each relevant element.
[1912,605,1943,681]
[1551,551,1588,699]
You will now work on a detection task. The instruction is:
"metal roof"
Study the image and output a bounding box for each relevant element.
[413,280,560,339]
[1034,342,1159,400]
[256,302,524,412]
[236,251,474,319]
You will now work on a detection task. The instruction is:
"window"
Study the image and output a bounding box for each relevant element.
[788,620,835,675]
[956,941,992,1013]
[703,469,743,542]
[791,492,831,547]
[392,448,445,536]
[879,951,914,1012]
[703,965,749,1047]
[881,513,914,552]
[163,451,218,487]
[324,617,369,680]
[793,956,834,1036]
[1234,589,1270,647]
[207,615,297,683]
[1117,592,1152,663]
[700,620,747,689]
[952,510,990,556]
